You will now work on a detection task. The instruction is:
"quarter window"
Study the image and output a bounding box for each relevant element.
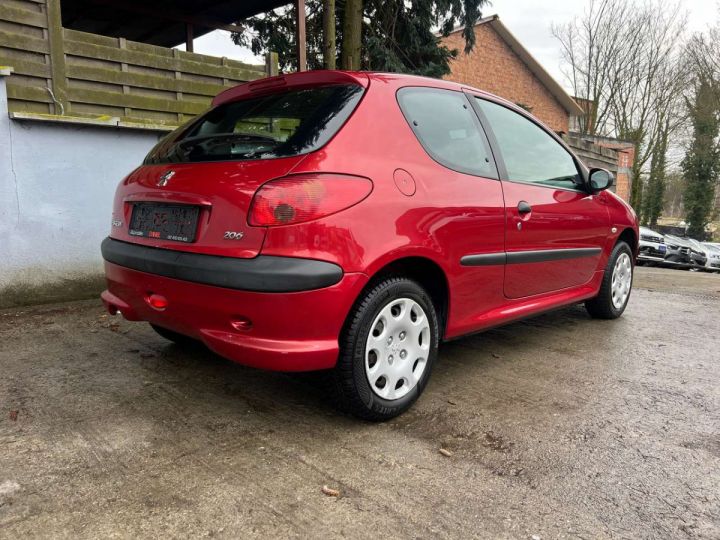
[397,88,497,178]
[476,99,581,189]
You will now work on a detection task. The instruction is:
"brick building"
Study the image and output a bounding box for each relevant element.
[441,15,634,202]
[441,15,584,133]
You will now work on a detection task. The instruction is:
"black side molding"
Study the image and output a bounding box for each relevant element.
[460,252,507,266]
[461,247,602,266]
[101,237,343,292]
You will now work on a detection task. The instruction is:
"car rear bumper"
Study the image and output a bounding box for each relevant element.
[101,237,343,292]
[101,256,368,372]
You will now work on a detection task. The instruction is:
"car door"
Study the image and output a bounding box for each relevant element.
[471,96,610,299]
[395,86,507,336]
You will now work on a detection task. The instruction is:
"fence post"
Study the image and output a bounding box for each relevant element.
[118,38,132,119]
[172,49,183,124]
[265,52,279,77]
[45,0,68,115]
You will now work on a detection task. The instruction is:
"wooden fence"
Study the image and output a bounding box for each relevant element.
[0,0,273,127]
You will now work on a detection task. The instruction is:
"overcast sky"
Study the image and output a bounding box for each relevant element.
[178,0,719,92]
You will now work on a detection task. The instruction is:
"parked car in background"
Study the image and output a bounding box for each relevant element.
[664,235,696,267]
[100,71,639,420]
[703,244,720,271]
[692,241,720,272]
[689,244,708,269]
[637,226,666,265]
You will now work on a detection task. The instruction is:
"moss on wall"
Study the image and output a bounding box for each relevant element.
[0,273,106,309]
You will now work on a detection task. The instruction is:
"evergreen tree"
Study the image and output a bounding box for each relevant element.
[642,126,669,227]
[232,0,488,76]
[682,78,720,238]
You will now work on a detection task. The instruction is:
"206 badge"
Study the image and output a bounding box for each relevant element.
[224,231,245,240]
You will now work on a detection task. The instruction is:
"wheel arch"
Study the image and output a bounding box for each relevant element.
[351,255,450,339]
[617,227,638,258]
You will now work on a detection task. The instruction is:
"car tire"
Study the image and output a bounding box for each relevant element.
[150,324,200,347]
[329,277,439,421]
[585,241,634,319]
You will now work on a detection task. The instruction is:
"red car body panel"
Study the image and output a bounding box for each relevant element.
[102,265,368,371]
[102,71,639,371]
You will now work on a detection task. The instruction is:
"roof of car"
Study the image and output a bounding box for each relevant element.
[213,70,518,111]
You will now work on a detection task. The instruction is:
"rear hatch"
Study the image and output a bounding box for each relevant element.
[109,76,367,259]
[112,158,305,258]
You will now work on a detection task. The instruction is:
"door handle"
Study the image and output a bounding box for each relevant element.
[517,201,532,214]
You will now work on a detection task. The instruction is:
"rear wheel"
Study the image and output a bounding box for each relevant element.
[585,241,634,319]
[150,324,200,347]
[330,277,439,421]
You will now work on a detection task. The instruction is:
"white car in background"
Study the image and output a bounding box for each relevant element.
[637,226,667,265]
[698,242,720,272]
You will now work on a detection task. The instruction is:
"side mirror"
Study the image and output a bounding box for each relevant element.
[588,168,614,192]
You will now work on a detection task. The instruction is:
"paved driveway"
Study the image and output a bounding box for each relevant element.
[1,267,719,538]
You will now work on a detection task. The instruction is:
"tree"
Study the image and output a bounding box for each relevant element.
[682,80,720,238]
[232,0,488,76]
[552,0,638,136]
[323,0,336,69]
[662,170,685,219]
[341,0,362,69]
[552,0,688,220]
[681,18,720,238]
[641,124,668,227]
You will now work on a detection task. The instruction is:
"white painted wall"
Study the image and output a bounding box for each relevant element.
[0,73,163,305]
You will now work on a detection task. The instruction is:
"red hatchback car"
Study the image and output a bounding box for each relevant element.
[101,71,638,420]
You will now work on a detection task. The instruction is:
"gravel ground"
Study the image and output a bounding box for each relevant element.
[1,266,719,539]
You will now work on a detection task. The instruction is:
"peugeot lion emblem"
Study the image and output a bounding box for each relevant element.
[157,170,175,187]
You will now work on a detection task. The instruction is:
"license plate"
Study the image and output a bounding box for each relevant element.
[129,203,200,243]
[658,245,666,253]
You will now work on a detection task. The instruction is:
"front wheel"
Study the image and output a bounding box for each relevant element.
[585,241,634,319]
[329,277,440,421]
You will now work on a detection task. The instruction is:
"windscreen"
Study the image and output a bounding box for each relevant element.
[144,84,364,164]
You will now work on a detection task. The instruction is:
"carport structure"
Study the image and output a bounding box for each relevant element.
[0,0,309,126]
[60,0,309,68]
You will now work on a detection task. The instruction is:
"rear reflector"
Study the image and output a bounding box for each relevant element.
[248,174,372,227]
[146,293,168,311]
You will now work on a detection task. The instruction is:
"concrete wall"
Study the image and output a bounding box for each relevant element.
[0,72,163,307]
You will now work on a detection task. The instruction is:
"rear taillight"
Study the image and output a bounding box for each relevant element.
[248,174,372,227]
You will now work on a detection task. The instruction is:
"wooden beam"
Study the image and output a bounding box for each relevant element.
[185,23,194,53]
[295,0,307,71]
[83,0,244,34]
[46,0,68,114]
[265,52,279,77]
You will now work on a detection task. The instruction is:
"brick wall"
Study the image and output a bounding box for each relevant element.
[568,132,635,203]
[598,141,634,203]
[442,24,570,134]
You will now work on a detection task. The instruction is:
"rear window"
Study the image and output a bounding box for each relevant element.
[144,84,364,164]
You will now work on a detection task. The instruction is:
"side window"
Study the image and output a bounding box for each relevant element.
[476,99,581,189]
[397,88,497,178]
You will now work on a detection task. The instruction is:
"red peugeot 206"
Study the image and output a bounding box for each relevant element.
[101,71,638,420]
